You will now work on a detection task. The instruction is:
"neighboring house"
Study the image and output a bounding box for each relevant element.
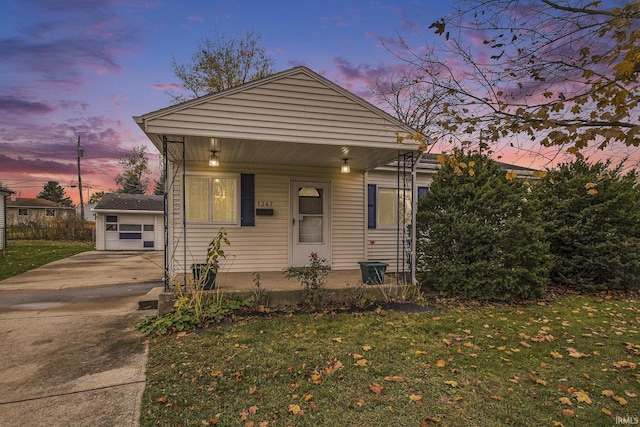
[93,193,163,251]
[133,66,537,286]
[0,186,15,254]
[6,198,76,226]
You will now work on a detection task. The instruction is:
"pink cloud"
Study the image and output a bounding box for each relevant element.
[151,82,182,91]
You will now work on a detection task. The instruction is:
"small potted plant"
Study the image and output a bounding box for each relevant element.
[191,229,229,290]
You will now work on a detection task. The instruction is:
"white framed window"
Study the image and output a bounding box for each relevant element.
[377,188,412,227]
[185,175,239,225]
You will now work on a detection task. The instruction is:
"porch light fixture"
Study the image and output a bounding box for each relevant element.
[341,158,350,173]
[209,150,220,167]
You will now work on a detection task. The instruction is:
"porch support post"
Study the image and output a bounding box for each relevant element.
[162,136,169,291]
[411,151,424,286]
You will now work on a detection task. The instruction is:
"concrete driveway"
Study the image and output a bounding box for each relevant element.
[0,250,164,427]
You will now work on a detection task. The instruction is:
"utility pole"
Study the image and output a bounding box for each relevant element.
[76,136,84,221]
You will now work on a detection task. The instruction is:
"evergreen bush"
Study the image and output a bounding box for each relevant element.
[537,159,640,291]
[416,152,550,301]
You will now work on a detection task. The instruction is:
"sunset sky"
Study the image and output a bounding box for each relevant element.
[1,0,635,205]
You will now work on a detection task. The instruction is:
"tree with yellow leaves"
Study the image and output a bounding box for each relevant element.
[401,0,639,155]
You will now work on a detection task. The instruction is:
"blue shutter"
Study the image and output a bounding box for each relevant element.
[418,186,429,200]
[367,184,376,229]
[240,174,255,226]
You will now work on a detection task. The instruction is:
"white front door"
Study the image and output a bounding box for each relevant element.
[291,180,331,267]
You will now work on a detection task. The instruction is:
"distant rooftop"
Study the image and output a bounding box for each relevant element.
[93,193,163,212]
[7,198,73,208]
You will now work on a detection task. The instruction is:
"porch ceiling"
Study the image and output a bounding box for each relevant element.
[151,134,420,172]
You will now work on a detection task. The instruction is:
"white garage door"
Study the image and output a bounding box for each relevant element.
[104,214,157,250]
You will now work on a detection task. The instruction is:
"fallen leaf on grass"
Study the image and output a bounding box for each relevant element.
[370,383,384,394]
[355,359,368,367]
[613,360,637,370]
[303,393,313,401]
[565,348,588,359]
[550,351,563,359]
[409,394,423,402]
[436,359,446,368]
[415,350,428,355]
[384,376,404,382]
[613,396,628,405]
[332,337,342,343]
[602,390,615,397]
[353,353,364,360]
[573,390,592,405]
[520,341,531,348]
[562,409,575,417]
[529,376,547,386]
[288,404,303,415]
[491,395,503,401]
[362,345,372,351]
[602,408,613,416]
[558,397,573,406]
[444,380,458,388]
[423,416,442,424]
[157,395,168,403]
[624,391,637,398]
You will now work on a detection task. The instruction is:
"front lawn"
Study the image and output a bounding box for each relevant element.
[141,293,639,426]
[0,240,94,281]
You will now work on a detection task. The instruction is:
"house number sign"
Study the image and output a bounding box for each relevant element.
[256,201,273,207]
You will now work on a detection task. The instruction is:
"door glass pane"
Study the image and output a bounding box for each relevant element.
[298,188,323,243]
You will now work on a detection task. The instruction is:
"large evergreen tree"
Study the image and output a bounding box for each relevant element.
[37,181,73,206]
[417,152,550,301]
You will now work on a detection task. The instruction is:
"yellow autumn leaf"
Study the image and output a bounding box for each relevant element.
[624,391,637,398]
[332,337,342,343]
[444,380,458,387]
[550,351,563,359]
[356,359,368,367]
[362,345,372,351]
[520,341,531,348]
[602,408,613,416]
[409,394,422,402]
[562,409,575,417]
[602,390,616,397]
[553,422,565,427]
[442,339,452,346]
[288,404,303,415]
[415,350,428,355]
[505,170,517,181]
[303,393,313,401]
[436,359,446,368]
[574,390,592,405]
[437,154,447,165]
[613,396,628,405]
[491,395,503,401]
[353,354,363,360]
[558,397,573,406]
[384,376,404,382]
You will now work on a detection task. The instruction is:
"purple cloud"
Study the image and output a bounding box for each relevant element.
[0,97,54,115]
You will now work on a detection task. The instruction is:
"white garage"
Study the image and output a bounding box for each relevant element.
[93,193,163,251]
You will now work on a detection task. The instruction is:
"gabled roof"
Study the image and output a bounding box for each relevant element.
[7,198,74,209]
[93,193,163,212]
[134,66,422,172]
[0,187,14,196]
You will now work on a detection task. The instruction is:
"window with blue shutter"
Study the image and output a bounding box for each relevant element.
[367,184,376,229]
[240,174,255,226]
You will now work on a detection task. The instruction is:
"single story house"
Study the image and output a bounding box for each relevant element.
[6,198,76,226]
[0,186,14,254]
[134,66,536,287]
[93,193,163,251]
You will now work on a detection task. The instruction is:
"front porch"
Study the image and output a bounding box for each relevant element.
[157,268,415,313]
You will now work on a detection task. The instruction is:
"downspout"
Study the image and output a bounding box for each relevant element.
[411,150,424,286]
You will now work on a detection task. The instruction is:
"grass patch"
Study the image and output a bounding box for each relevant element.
[0,240,94,281]
[141,294,639,426]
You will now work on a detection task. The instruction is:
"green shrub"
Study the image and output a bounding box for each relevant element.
[416,151,550,301]
[536,159,640,291]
